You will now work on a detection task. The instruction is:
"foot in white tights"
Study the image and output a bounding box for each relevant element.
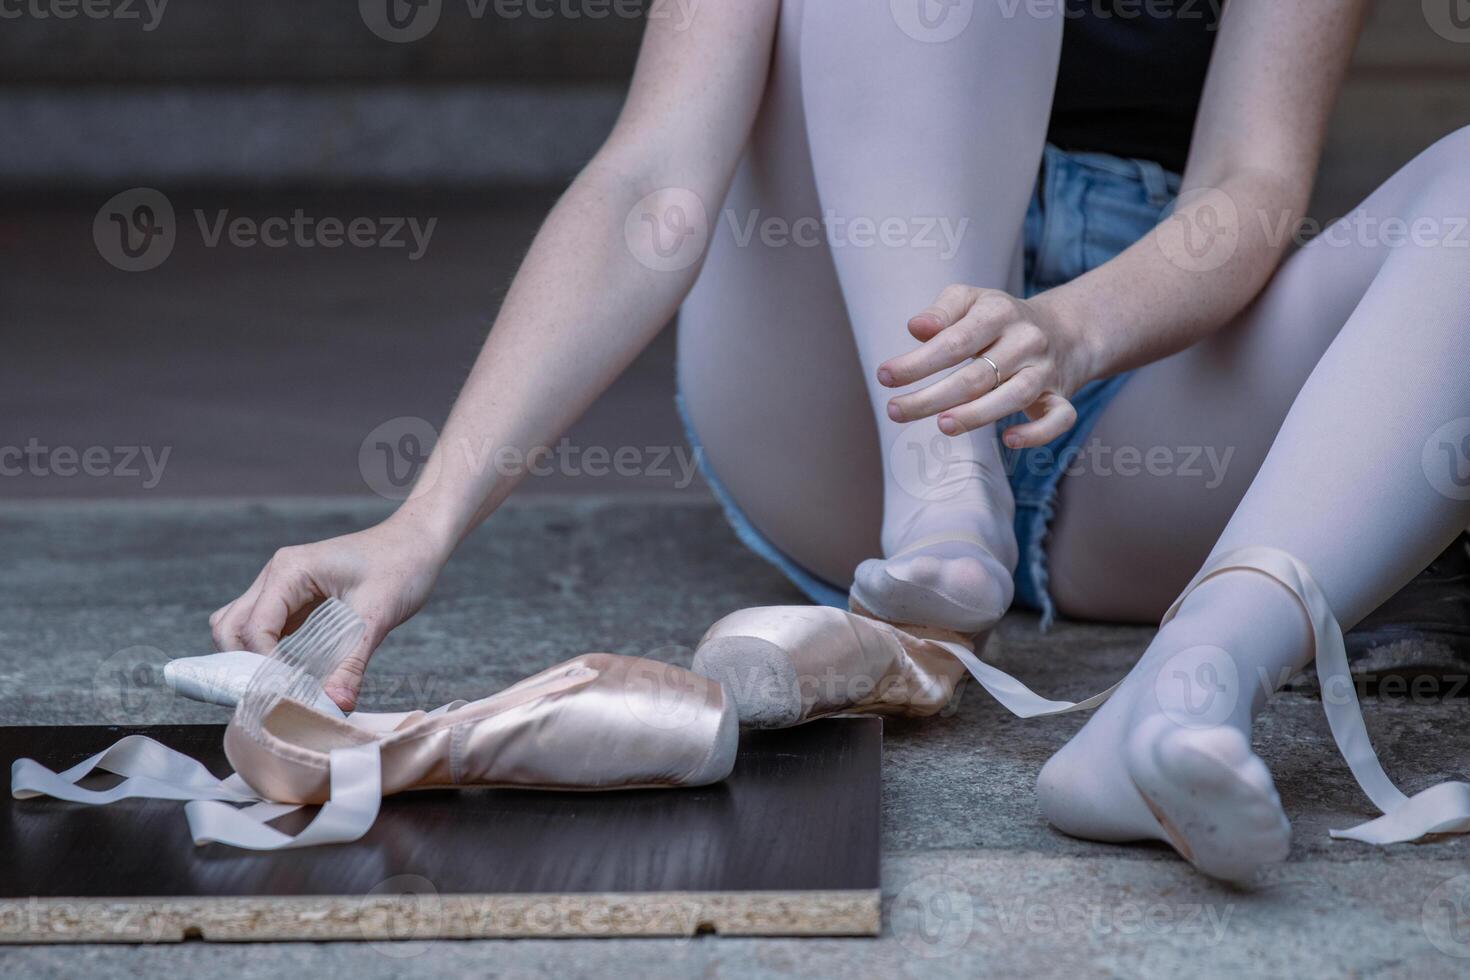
[1037,572,1305,883]
[848,420,1019,633]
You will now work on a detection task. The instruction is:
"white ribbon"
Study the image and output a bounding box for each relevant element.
[935,544,1469,845]
[937,640,1119,718]
[9,651,458,851]
[1163,545,1470,845]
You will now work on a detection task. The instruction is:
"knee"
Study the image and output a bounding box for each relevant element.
[1407,125,1470,199]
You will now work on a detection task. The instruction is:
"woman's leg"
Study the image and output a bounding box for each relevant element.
[682,0,1064,623]
[1047,131,1470,622]
[797,2,1063,631]
[678,0,882,590]
[1036,126,1470,880]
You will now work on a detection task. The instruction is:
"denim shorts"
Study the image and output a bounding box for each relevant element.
[681,144,1181,626]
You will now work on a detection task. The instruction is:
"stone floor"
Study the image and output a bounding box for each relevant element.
[2,496,1467,977]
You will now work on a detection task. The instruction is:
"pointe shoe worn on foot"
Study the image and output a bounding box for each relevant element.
[690,603,973,728]
[849,533,1014,634]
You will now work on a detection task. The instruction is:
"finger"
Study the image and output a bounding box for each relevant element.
[937,369,1046,436]
[212,568,270,651]
[1001,394,1078,449]
[320,620,386,713]
[880,309,1009,389]
[240,558,322,654]
[906,283,979,339]
[887,330,1038,422]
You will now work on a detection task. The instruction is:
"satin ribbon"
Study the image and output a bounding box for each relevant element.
[10,652,461,851]
[933,639,1118,718]
[1162,545,1470,845]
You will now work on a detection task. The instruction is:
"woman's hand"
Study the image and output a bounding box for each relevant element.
[877,285,1097,449]
[209,516,449,711]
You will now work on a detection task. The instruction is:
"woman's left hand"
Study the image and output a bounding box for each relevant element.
[878,284,1096,449]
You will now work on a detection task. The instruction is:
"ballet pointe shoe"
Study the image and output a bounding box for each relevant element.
[689,602,972,729]
[224,653,738,805]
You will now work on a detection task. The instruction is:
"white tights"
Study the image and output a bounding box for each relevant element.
[680,0,1062,632]
[677,2,1470,876]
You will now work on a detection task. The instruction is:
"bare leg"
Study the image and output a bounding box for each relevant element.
[1037,127,1470,880]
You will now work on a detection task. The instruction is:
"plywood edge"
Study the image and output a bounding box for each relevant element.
[0,889,881,943]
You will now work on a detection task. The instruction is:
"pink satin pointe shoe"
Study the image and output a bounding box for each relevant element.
[690,602,974,728]
[12,600,738,850]
[227,651,739,805]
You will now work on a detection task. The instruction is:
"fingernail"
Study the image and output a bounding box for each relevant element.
[938,416,958,435]
[1004,433,1021,448]
[877,368,894,386]
[887,401,903,422]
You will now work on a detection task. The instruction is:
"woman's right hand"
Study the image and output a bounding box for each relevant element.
[209,517,449,711]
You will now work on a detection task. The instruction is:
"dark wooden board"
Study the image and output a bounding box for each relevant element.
[0,719,882,941]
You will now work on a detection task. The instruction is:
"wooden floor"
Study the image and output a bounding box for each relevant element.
[0,719,882,942]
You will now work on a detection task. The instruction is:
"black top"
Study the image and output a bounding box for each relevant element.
[1047,0,1223,174]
